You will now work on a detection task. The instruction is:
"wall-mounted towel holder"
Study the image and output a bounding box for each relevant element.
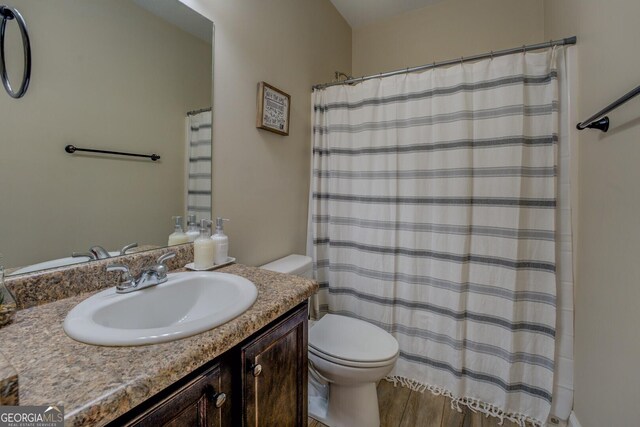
[0,5,31,98]
[577,84,640,132]
[65,145,161,162]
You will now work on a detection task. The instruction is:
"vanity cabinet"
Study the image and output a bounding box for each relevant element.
[108,302,308,427]
[121,362,233,427]
[241,304,308,426]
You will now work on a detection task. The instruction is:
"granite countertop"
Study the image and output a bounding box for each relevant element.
[0,264,317,426]
[0,352,18,406]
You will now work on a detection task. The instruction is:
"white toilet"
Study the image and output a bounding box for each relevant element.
[261,254,399,427]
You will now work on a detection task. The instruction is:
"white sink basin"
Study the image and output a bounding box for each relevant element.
[63,272,258,346]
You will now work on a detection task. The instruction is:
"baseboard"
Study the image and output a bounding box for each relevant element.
[568,411,582,427]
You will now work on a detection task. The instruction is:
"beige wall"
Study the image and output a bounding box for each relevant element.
[179,0,351,267]
[0,0,211,268]
[545,1,640,426]
[352,0,544,76]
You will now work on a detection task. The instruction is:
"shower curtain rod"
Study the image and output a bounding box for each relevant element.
[312,36,577,90]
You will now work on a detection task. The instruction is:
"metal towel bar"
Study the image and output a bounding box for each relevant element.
[577,84,640,132]
[65,145,161,162]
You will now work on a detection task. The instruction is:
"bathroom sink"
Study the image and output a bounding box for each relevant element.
[63,272,258,346]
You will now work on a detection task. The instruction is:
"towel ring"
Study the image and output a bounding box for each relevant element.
[0,5,31,99]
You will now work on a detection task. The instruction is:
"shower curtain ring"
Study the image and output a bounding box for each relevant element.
[522,45,526,54]
[490,51,494,60]
[460,56,464,65]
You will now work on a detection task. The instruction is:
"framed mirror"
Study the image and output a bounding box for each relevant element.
[0,0,213,275]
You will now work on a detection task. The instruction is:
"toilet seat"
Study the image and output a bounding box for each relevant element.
[309,314,399,368]
[309,346,398,368]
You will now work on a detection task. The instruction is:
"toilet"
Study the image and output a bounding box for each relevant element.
[261,254,399,427]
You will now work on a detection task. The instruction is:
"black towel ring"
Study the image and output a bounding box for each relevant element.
[0,5,31,99]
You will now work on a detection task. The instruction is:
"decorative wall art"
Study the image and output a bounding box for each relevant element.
[256,82,290,136]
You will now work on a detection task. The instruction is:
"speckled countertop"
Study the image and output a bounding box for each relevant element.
[0,352,18,405]
[0,264,317,426]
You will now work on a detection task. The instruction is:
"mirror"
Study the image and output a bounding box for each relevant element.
[0,0,213,275]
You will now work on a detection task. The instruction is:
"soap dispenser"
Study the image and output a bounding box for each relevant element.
[211,217,230,265]
[168,216,189,246]
[186,213,200,242]
[194,219,214,269]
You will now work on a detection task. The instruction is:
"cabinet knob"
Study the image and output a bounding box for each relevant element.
[215,392,226,408]
[252,364,263,377]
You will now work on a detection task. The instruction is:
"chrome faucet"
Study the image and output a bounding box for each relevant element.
[106,252,176,294]
[72,243,138,260]
[90,246,112,259]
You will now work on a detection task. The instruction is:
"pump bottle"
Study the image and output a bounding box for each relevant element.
[168,216,189,246]
[211,217,230,265]
[194,219,215,269]
[185,214,200,242]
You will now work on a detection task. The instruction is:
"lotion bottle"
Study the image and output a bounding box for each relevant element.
[168,216,189,246]
[194,219,214,269]
[186,213,200,242]
[211,217,230,265]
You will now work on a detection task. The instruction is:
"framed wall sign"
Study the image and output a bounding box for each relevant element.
[256,82,290,136]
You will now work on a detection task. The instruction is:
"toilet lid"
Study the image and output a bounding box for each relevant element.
[309,314,399,364]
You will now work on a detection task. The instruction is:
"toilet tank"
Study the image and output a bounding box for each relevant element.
[260,254,312,278]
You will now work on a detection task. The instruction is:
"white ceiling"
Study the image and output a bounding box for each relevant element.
[330,0,444,29]
[132,0,213,44]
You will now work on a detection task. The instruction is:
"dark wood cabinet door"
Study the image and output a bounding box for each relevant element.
[242,304,308,427]
[123,363,232,427]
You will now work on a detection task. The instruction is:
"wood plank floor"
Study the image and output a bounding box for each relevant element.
[309,380,525,427]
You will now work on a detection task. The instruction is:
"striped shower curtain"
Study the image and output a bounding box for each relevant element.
[186,110,212,221]
[310,49,563,426]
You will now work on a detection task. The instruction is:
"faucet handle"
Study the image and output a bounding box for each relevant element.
[120,242,138,256]
[157,252,176,266]
[151,252,176,280]
[72,252,97,260]
[106,263,133,289]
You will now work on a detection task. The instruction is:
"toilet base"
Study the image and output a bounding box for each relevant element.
[308,372,330,424]
[312,381,380,427]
